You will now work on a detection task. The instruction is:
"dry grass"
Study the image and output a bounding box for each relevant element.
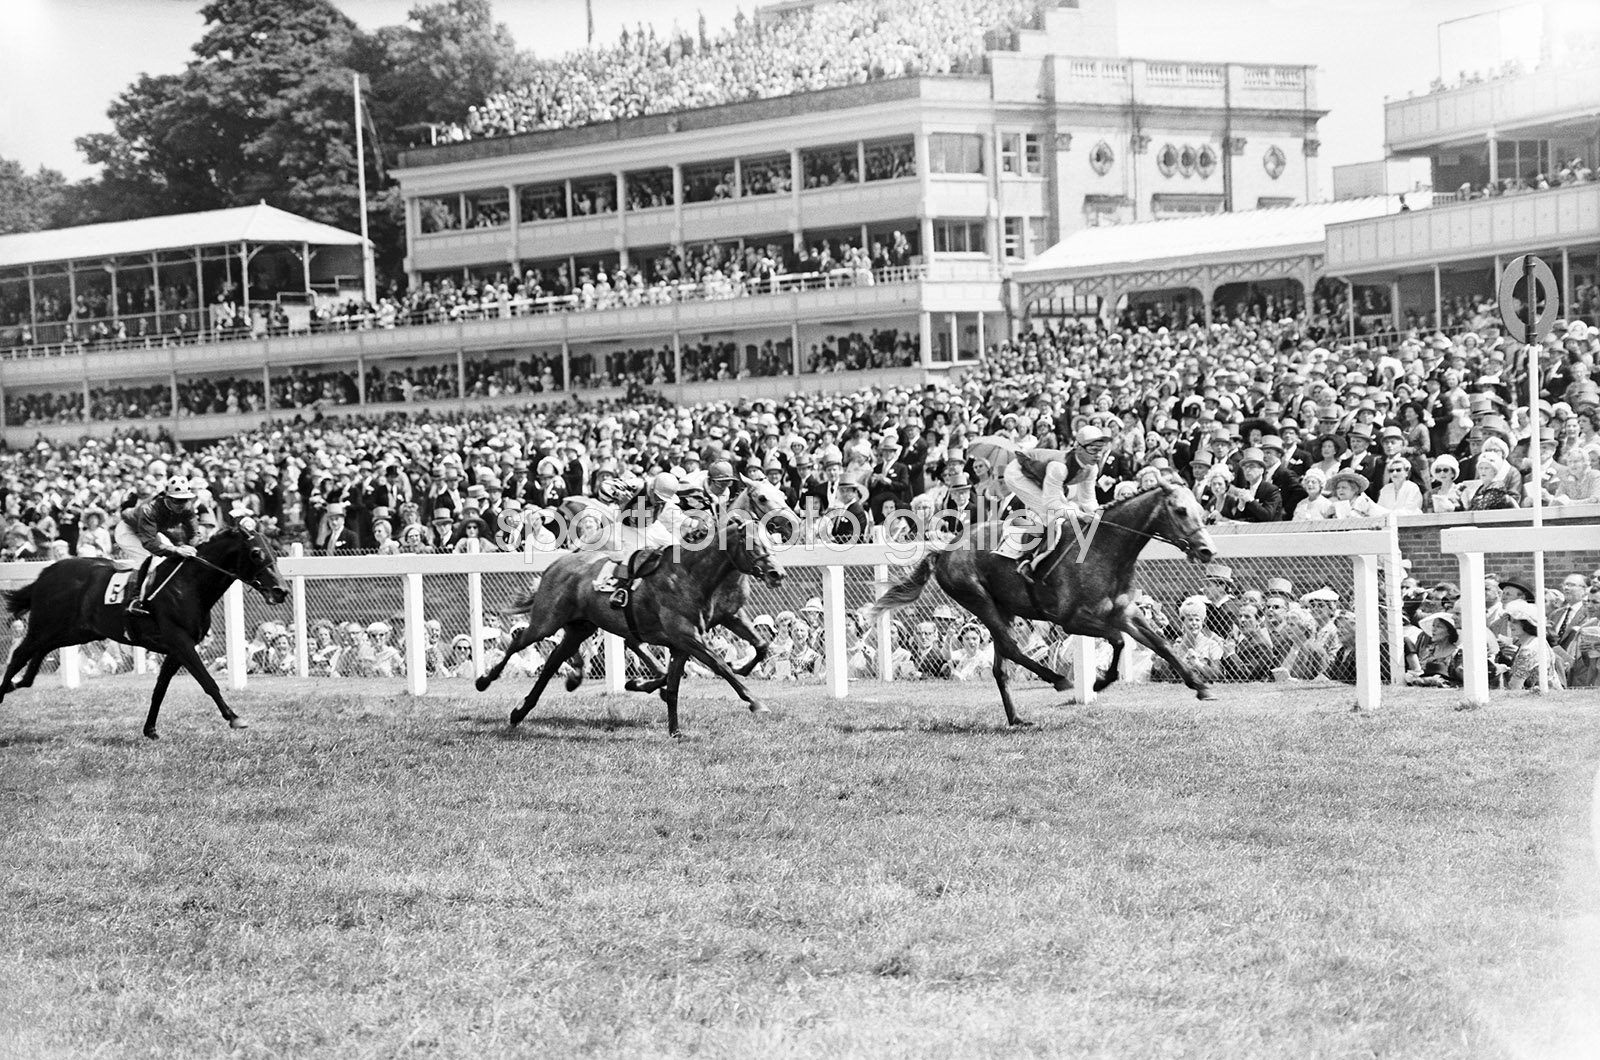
[1,674,1598,1059]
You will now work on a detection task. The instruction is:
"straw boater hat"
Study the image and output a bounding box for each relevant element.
[1327,470,1369,494]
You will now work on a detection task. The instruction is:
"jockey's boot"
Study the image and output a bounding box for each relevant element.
[1015,547,1043,586]
[126,590,151,618]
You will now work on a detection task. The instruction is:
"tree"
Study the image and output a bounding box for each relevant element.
[366,0,528,135]
[0,158,71,235]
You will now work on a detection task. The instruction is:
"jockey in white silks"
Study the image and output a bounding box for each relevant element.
[996,425,1111,582]
[591,472,695,597]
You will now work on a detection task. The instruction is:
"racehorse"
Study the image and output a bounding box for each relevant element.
[476,508,785,737]
[0,524,289,739]
[561,480,800,696]
[866,480,1217,726]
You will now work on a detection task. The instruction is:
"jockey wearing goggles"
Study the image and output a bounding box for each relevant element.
[116,477,203,615]
[998,425,1110,582]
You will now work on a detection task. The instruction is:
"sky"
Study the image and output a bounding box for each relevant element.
[0,0,1553,190]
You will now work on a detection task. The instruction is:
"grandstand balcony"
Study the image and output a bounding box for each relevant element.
[1384,61,1600,156]
[1325,180,1600,276]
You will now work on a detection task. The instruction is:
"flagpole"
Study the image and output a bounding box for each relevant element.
[354,72,376,306]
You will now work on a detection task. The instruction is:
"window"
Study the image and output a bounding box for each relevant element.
[570,176,616,216]
[933,219,987,253]
[1263,145,1287,180]
[1257,196,1296,209]
[1003,217,1024,258]
[682,160,735,204]
[930,133,985,175]
[463,189,509,229]
[518,182,566,221]
[801,144,860,189]
[1151,193,1224,219]
[418,195,461,233]
[1089,140,1115,176]
[1001,133,1044,175]
[741,152,791,197]
[625,167,674,211]
[864,137,916,181]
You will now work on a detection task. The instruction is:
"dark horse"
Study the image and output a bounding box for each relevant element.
[867,480,1217,726]
[0,525,289,738]
[477,510,785,736]
[562,480,800,697]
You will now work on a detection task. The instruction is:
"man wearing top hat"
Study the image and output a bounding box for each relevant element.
[866,430,912,516]
[1220,448,1284,523]
[318,502,361,556]
[1341,423,1385,500]
[1200,562,1241,638]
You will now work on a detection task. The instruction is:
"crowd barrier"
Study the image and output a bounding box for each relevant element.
[0,521,1405,712]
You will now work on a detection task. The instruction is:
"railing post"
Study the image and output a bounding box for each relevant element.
[1453,548,1490,708]
[1072,636,1096,705]
[602,632,626,693]
[1385,513,1405,687]
[468,571,485,677]
[290,543,308,678]
[224,582,247,691]
[874,562,895,682]
[402,572,426,695]
[132,646,147,675]
[1352,554,1381,710]
[822,563,848,699]
[59,645,81,689]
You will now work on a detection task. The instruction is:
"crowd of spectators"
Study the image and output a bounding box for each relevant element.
[3,308,1597,687]
[439,0,1040,143]
[1451,155,1597,201]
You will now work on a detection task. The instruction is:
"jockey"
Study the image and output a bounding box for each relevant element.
[594,472,695,603]
[116,476,202,616]
[997,425,1111,582]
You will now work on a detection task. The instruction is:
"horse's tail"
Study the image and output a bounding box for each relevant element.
[865,554,936,621]
[508,586,538,613]
[4,583,35,619]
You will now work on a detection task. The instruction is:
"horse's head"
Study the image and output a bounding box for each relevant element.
[1153,480,1216,564]
[207,522,289,604]
[728,511,784,588]
[736,480,800,542]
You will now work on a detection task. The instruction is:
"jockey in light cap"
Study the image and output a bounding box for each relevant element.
[998,424,1110,582]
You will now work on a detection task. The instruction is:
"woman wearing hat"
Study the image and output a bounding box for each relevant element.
[1425,455,1464,513]
[1376,455,1424,514]
[1405,612,1463,687]
[1327,470,1380,519]
[75,506,113,558]
[1503,601,1564,691]
[1310,434,1347,483]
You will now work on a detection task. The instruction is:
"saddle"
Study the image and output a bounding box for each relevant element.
[105,556,162,607]
[593,546,667,609]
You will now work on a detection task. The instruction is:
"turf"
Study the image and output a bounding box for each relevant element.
[1,674,1598,1059]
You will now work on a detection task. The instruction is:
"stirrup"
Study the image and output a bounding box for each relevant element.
[608,588,630,610]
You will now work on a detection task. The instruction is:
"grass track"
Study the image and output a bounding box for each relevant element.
[2,675,1598,1059]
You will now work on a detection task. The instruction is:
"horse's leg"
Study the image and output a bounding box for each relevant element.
[1124,612,1212,700]
[660,653,688,738]
[1094,631,1126,693]
[14,649,49,690]
[722,610,770,678]
[671,636,768,715]
[164,633,249,729]
[950,588,1070,694]
[477,617,557,692]
[0,634,45,699]
[509,626,589,728]
[623,641,669,693]
[141,655,184,740]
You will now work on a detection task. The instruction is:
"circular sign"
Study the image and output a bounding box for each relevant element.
[1498,254,1560,343]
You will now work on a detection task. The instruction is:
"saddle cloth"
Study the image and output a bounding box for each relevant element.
[105,557,165,606]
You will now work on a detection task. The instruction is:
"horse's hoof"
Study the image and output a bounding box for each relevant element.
[563,673,582,692]
[142,729,160,741]
[1195,687,1214,701]
[229,717,250,730]
[748,700,769,715]
[474,675,491,692]
[669,729,685,740]
[1052,678,1071,693]
[1009,718,1035,728]
[625,679,647,692]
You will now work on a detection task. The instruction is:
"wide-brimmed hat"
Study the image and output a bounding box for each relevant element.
[1328,470,1369,494]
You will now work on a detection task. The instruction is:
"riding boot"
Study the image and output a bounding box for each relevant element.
[127,589,150,617]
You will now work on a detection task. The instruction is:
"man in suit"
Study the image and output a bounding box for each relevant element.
[1259,435,1303,517]
[1550,574,1593,656]
[317,501,361,556]
[1343,423,1384,500]
[866,430,912,518]
[1219,447,1284,522]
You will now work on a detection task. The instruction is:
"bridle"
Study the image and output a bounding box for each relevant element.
[183,528,283,597]
[1085,485,1211,561]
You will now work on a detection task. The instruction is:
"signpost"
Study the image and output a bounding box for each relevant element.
[1498,254,1559,690]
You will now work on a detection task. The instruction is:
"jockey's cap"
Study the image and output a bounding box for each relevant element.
[651,472,680,502]
[1074,425,1108,449]
[164,477,197,500]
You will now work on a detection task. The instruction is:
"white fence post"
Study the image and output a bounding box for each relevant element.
[822,562,848,699]
[402,572,426,695]
[224,582,247,691]
[874,562,895,682]
[58,646,81,689]
[1072,636,1096,705]
[1385,513,1405,687]
[132,646,147,675]
[468,571,485,677]
[290,543,309,678]
[1352,554,1381,710]
[602,632,626,692]
[1454,549,1490,708]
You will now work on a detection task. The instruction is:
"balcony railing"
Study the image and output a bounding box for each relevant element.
[0,264,928,363]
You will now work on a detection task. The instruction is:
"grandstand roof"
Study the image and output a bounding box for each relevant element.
[0,203,364,270]
[1016,196,1406,282]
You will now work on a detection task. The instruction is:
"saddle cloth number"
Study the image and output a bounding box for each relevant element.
[105,571,135,606]
[592,560,619,593]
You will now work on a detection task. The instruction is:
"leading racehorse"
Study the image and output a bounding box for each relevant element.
[867,480,1217,726]
[477,506,785,737]
[1,523,289,738]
